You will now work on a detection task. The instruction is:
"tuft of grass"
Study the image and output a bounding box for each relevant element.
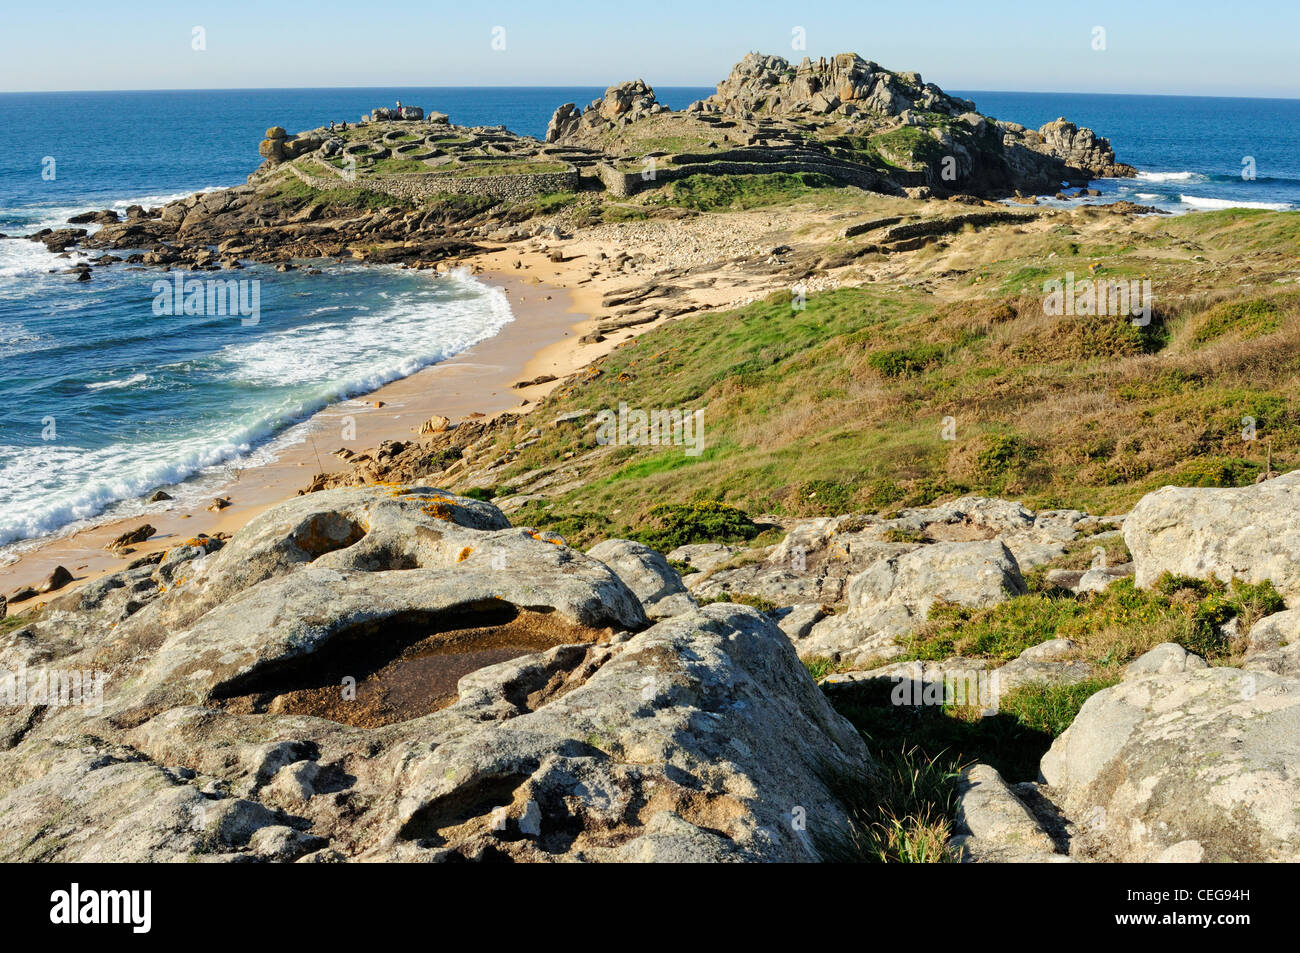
[904,575,1284,666]
[803,656,855,680]
[700,591,778,613]
[818,746,963,863]
[998,678,1119,737]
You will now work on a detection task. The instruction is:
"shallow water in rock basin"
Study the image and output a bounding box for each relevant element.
[216,606,607,728]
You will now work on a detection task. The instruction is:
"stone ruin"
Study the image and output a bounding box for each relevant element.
[369,106,425,121]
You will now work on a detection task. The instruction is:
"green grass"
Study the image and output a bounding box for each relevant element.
[0,611,35,636]
[803,655,854,680]
[445,160,570,178]
[818,746,963,863]
[903,574,1284,665]
[699,591,779,613]
[869,126,948,170]
[1188,296,1288,345]
[424,208,1300,542]
[266,175,409,211]
[370,157,434,174]
[816,672,1117,860]
[659,172,841,212]
[999,678,1119,736]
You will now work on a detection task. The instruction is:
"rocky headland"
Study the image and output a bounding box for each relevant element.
[5,49,1300,864]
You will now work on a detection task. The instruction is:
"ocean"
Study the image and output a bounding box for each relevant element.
[1,87,1297,559]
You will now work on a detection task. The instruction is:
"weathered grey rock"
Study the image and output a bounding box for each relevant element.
[1123,642,1208,677]
[666,543,739,574]
[952,763,1064,862]
[586,539,697,620]
[1243,608,1300,676]
[248,825,327,862]
[1154,840,1205,863]
[773,603,827,640]
[1040,658,1300,861]
[0,487,874,863]
[795,539,1026,667]
[1124,471,1300,599]
[851,539,1026,616]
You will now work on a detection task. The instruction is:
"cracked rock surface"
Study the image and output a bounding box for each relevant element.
[0,486,871,862]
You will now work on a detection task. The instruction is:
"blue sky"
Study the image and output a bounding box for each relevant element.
[3,0,1297,97]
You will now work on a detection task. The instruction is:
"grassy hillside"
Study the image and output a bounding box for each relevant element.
[466,208,1300,547]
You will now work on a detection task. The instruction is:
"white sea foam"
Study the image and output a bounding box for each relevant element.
[1137,171,1210,184]
[0,237,63,281]
[1180,194,1293,211]
[85,373,148,391]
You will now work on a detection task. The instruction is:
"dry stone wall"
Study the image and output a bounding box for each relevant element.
[285,160,579,202]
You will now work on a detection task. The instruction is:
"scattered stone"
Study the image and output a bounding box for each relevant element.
[106,524,155,550]
[1124,471,1300,599]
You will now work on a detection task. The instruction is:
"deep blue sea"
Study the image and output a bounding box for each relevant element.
[1,87,1297,557]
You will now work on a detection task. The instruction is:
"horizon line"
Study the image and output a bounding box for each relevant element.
[1,84,1298,102]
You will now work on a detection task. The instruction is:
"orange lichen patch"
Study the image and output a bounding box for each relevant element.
[399,491,463,522]
[183,537,208,549]
[456,547,473,562]
[527,530,565,546]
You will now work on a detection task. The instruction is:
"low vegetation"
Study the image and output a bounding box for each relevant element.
[657,171,842,211]
[904,574,1282,667]
[456,209,1300,544]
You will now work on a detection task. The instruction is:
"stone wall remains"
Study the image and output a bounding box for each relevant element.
[284,160,579,202]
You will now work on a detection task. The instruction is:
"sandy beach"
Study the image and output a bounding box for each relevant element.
[1,202,830,613]
[0,264,611,609]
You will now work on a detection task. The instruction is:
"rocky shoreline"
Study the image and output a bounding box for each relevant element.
[4,49,1298,864]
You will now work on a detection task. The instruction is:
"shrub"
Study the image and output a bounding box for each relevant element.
[1172,456,1264,488]
[976,433,1037,478]
[630,501,759,551]
[867,344,944,378]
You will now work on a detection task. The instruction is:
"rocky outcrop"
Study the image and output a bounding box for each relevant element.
[701,52,970,121]
[1036,118,1135,180]
[1040,643,1300,862]
[694,52,1132,188]
[258,126,324,165]
[0,487,873,862]
[545,80,662,143]
[586,539,698,621]
[1123,470,1300,599]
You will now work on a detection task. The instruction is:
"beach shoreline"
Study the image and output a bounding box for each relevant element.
[0,262,611,610]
